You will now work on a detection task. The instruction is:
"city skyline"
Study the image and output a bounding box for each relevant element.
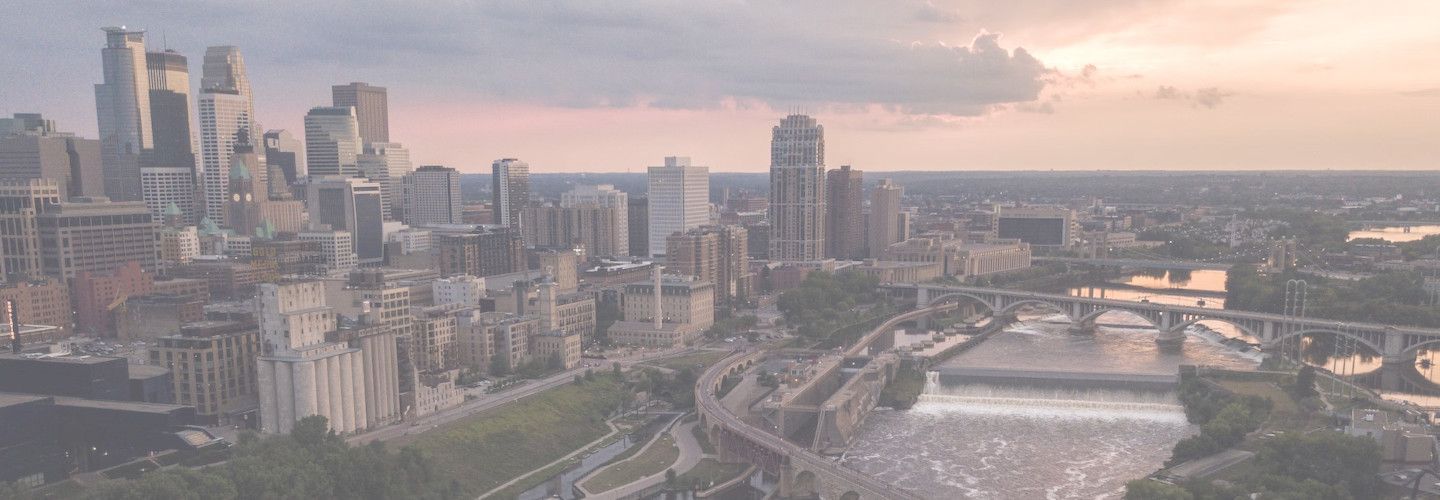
[2,1,1436,173]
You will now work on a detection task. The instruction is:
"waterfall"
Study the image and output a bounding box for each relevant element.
[917,371,1187,420]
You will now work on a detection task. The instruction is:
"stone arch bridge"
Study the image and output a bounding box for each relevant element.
[887,283,1440,365]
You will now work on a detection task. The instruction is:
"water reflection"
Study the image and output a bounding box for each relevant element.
[1348,225,1440,243]
[1069,269,1228,309]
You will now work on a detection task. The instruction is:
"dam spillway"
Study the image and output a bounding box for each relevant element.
[934,366,1180,392]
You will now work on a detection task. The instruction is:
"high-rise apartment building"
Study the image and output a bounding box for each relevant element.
[524,203,625,257]
[826,165,864,259]
[491,158,529,229]
[0,114,105,198]
[357,142,411,221]
[94,27,152,202]
[304,107,361,178]
[307,177,385,263]
[768,114,826,261]
[262,129,305,185]
[331,82,389,144]
[868,178,905,257]
[433,227,524,278]
[647,157,709,257]
[561,184,628,257]
[403,165,461,226]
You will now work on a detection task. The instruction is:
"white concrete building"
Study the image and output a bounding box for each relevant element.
[198,89,254,227]
[434,275,485,307]
[256,281,369,435]
[140,166,197,224]
[299,230,358,273]
[647,157,709,257]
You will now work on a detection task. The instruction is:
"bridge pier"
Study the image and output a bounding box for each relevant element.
[1068,321,1095,335]
[1383,350,1418,367]
[1156,329,1185,348]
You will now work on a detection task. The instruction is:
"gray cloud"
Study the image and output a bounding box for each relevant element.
[1152,85,1229,108]
[0,0,1054,123]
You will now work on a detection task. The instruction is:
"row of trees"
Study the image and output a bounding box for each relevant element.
[1226,264,1440,328]
[1127,431,1382,500]
[1166,380,1272,467]
[81,416,463,500]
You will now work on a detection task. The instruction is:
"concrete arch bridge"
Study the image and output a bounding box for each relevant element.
[886,283,1440,365]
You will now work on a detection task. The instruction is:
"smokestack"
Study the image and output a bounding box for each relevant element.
[7,299,21,354]
[653,266,664,329]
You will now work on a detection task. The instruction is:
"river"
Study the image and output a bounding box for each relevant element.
[1348,224,1440,243]
[842,316,1261,499]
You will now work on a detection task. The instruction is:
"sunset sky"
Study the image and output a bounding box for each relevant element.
[4,0,1438,173]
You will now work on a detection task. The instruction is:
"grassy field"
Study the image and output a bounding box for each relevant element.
[409,375,630,497]
[644,350,729,372]
[1212,379,1320,435]
[675,458,749,491]
[581,434,680,493]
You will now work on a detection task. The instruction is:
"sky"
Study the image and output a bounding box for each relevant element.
[3,0,1438,173]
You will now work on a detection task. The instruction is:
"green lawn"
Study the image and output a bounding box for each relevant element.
[645,350,729,372]
[581,434,680,493]
[675,458,749,491]
[409,375,630,497]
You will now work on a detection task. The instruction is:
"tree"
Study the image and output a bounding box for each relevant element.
[665,468,677,487]
[291,415,339,450]
[1292,365,1318,399]
[490,353,511,377]
[1123,479,1193,500]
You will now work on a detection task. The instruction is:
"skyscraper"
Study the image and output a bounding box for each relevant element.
[825,165,864,259]
[561,184,628,257]
[0,179,63,278]
[305,107,361,177]
[143,50,199,224]
[144,50,195,172]
[199,89,254,227]
[198,46,256,227]
[666,225,750,308]
[491,158,529,229]
[307,176,385,263]
[627,196,649,258]
[94,27,152,202]
[331,82,389,144]
[357,142,411,220]
[647,156,709,257]
[262,129,305,185]
[403,165,461,226]
[868,178,905,257]
[769,114,826,261]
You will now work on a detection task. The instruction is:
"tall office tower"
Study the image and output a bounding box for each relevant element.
[226,144,269,237]
[868,178,905,257]
[305,107,361,177]
[144,50,195,172]
[200,46,254,120]
[0,179,63,278]
[825,165,865,259]
[768,114,826,261]
[666,225,750,308]
[257,281,372,435]
[198,97,255,226]
[0,114,105,198]
[357,142,411,220]
[331,82,389,144]
[307,176,384,263]
[37,197,159,279]
[262,129,305,185]
[646,156,709,257]
[627,196,648,258]
[139,166,197,224]
[403,165,461,226]
[491,158,529,229]
[94,27,152,202]
[561,184,628,257]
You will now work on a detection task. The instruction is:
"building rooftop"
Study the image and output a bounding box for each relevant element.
[0,351,121,365]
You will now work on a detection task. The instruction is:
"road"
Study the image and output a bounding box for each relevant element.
[346,346,697,446]
[1380,469,1440,498]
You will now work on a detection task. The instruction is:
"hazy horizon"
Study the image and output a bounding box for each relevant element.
[4,1,1438,173]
